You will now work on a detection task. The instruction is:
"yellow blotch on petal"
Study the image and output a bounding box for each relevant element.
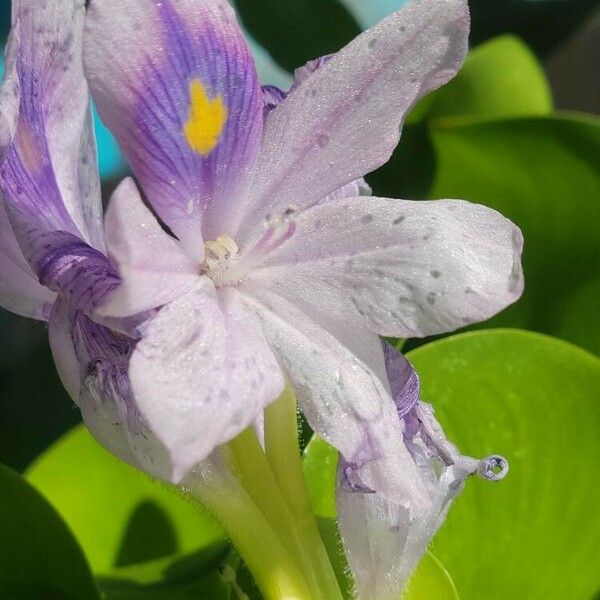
[183,80,227,156]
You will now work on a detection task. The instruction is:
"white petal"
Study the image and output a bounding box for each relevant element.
[233,0,469,241]
[99,178,199,318]
[241,286,428,507]
[249,197,524,338]
[129,279,284,482]
[0,197,56,320]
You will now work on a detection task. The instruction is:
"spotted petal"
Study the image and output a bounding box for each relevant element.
[248,196,523,338]
[129,279,284,483]
[84,0,264,257]
[234,0,470,242]
[241,286,429,508]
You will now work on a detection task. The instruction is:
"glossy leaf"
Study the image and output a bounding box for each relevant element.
[233,0,360,72]
[405,553,459,600]
[97,544,233,600]
[0,463,100,599]
[424,35,552,121]
[429,115,600,354]
[409,329,600,600]
[26,426,225,574]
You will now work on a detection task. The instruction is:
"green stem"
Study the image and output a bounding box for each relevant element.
[184,461,313,600]
[265,388,345,600]
[228,426,323,597]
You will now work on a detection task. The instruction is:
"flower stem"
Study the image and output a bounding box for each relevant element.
[184,459,313,600]
[228,426,324,597]
[264,387,344,600]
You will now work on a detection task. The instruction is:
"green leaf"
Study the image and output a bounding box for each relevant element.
[0,462,100,599]
[429,115,600,354]
[25,425,225,575]
[233,0,360,72]
[409,329,600,600]
[97,545,233,600]
[404,552,459,600]
[425,35,552,121]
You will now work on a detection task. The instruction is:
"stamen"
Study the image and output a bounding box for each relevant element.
[477,455,509,482]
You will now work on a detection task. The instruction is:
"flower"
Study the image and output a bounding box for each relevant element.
[337,344,509,599]
[0,0,523,595]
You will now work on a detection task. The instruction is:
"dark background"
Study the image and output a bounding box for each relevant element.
[0,0,598,471]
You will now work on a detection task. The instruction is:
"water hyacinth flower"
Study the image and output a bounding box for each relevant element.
[0,0,523,598]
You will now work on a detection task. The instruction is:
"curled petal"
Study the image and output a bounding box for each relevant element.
[100,177,198,318]
[84,0,264,255]
[49,296,171,480]
[249,196,524,338]
[9,208,118,314]
[129,279,284,483]
[235,0,470,241]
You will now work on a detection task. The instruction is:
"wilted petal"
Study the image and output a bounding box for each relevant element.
[84,0,264,255]
[241,286,429,507]
[129,279,284,483]
[234,0,469,241]
[100,177,198,318]
[0,195,56,319]
[249,196,523,338]
[0,0,104,250]
[337,346,507,600]
[49,296,172,480]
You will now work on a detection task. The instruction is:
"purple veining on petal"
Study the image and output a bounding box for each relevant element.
[9,208,119,314]
[0,58,80,237]
[383,342,420,420]
[111,0,263,241]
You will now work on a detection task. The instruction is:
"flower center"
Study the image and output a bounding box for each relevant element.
[202,209,297,287]
[202,235,240,285]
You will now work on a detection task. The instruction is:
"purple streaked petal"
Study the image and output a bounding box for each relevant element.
[0,0,104,250]
[9,208,118,314]
[337,398,496,600]
[49,296,171,479]
[383,343,420,419]
[84,0,263,255]
[234,0,469,242]
[100,177,198,318]
[248,196,524,339]
[129,279,284,483]
[0,197,56,320]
